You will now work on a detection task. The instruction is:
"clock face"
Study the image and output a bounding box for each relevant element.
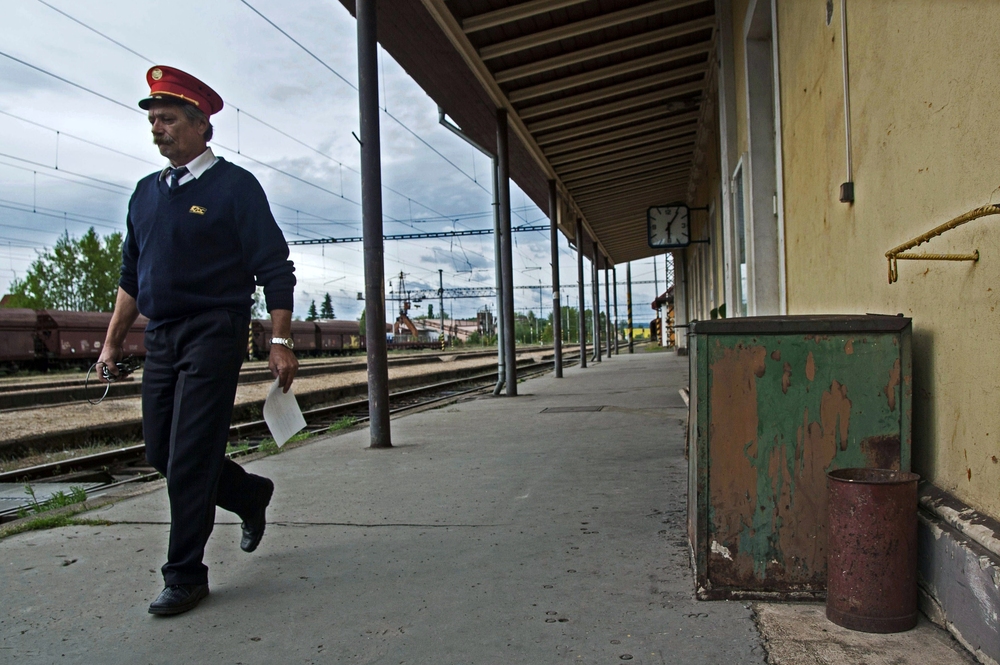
[647,204,691,248]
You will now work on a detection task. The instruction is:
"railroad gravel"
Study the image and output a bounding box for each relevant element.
[0,351,545,447]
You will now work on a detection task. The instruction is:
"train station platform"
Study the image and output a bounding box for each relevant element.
[0,350,975,664]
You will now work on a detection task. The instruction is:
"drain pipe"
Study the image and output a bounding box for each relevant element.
[839,0,854,203]
[437,107,505,394]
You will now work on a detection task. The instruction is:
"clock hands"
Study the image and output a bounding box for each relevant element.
[664,208,681,241]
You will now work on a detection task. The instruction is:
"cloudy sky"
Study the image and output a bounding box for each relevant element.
[0,0,670,323]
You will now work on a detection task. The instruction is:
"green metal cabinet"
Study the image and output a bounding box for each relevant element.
[687,315,912,600]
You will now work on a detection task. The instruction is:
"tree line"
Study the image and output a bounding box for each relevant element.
[3,228,122,311]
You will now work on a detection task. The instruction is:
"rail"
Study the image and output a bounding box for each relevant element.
[885,204,1000,283]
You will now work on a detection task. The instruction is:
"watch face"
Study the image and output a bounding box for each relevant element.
[647,204,690,248]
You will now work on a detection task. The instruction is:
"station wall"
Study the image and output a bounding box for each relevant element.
[775,0,1000,519]
[682,2,1000,658]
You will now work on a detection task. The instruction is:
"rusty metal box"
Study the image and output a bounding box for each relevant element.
[687,315,912,600]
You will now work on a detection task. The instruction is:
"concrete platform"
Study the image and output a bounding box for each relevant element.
[0,351,972,664]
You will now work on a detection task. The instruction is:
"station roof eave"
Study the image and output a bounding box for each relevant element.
[337,0,716,266]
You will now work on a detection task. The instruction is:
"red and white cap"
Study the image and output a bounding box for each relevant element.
[138,65,224,115]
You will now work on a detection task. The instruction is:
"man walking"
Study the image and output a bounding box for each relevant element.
[97,66,298,616]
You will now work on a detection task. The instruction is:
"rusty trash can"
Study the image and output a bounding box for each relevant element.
[826,468,920,633]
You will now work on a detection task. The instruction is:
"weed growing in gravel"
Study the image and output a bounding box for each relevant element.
[226,441,251,456]
[258,439,280,455]
[328,416,357,432]
[18,484,88,519]
[1,515,112,539]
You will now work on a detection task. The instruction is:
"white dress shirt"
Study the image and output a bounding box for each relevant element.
[159,147,219,187]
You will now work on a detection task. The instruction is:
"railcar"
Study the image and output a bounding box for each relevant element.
[0,308,39,371]
[35,310,149,363]
[316,320,363,353]
[250,319,319,357]
[0,310,441,371]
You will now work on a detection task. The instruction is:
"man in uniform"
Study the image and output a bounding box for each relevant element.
[97,66,298,616]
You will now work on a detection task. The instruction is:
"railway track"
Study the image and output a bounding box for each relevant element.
[0,347,514,411]
[0,354,579,523]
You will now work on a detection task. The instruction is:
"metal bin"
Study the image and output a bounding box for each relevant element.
[827,468,919,633]
[687,315,912,600]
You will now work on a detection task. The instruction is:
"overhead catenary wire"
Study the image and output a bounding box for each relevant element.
[235,0,493,198]
[31,0,499,230]
[0,151,132,192]
[0,49,467,238]
[2,7,549,309]
[0,158,132,197]
[19,3,543,248]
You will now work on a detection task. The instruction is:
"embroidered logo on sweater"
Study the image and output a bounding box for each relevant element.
[189,205,207,215]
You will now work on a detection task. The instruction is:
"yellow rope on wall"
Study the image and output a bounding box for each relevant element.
[885,204,1000,283]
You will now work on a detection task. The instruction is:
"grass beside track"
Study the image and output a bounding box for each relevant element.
[0,440,143,474]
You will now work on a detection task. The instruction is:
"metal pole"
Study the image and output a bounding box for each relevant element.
[438,268,445,350]
[537,281,543,345]
[627,261,634,353]
[497,108,517,396]
[604,266,612,358]
[491,156,505,395]
[576,218,587,369]
[548,180,562,378]
[592,242,601,363]
[613,266,619,355]
[357,0,390,448]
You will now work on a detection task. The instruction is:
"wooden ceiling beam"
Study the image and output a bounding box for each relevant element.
[563,152,692,184]
[580,174,687,209]
[558,141,694,176]
[538,108,699,148]
[519,63,706,119]
[571,166,690,196]
[480,0,704,60]
[510,43,711,103]
[550,128,697,167]
[494,15,715,83]
[527,80,704,132]
[462,0,590,33]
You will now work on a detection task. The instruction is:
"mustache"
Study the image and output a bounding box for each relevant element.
[153,135,174,145]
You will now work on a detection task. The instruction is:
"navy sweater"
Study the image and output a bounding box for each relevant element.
[120,158,295,328]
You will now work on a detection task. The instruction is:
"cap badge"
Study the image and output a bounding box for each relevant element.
[150,68,163,81]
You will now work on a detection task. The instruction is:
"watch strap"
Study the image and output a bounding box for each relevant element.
[270,337,294,350]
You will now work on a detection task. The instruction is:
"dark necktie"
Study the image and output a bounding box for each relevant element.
[167,166,189,191]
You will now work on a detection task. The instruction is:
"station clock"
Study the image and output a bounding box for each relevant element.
[647,204,691,249]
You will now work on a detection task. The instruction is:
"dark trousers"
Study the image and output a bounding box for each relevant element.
[142,309,263,586]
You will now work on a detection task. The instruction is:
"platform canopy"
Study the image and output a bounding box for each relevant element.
[338,0,716,264]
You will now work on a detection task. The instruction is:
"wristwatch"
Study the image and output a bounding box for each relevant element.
[270,337,295,350]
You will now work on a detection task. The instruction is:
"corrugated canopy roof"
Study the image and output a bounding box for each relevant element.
[339,0,715,264]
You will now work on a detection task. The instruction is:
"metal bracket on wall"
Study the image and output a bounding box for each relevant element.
[885,204,1000,283]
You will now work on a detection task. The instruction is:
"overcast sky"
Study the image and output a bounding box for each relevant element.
[0,0,670,323]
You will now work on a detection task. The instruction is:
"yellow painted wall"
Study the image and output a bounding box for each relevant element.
[775,0,1000,516]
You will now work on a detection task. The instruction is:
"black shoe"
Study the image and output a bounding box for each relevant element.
[148,584,209,616]
[241,477,274,553]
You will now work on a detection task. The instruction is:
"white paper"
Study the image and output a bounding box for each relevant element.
[262,378,306,447]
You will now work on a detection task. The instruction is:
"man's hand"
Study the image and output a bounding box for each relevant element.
[97,288,140,383]
[269,343,298,393]
[96,344,124,383]
[267,308,298,392]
